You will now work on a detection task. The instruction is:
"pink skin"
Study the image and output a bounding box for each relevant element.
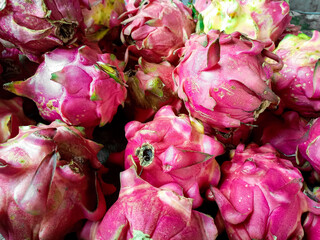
[4,45,127,128]
[250,0,291,48]
[120,0,195,64]
[0,0,87,62]
[0,97,35,143]
[79,167,218,240]
[0,121,107,240]
[272,31,320,117]
[298,118,320,174]
[209,143,310,240]
[254,110,311,169]
[124,105,224,208]
[174,30,280,130]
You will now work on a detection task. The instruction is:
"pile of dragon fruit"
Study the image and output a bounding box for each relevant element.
[1,0,320,239]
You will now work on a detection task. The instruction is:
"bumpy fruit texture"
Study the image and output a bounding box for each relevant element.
[79,167,218,240]
[0,0,88,62]
[120,0,195,63]
[0,121,107,240]
[297,117,320,174]
[196,0,291,49]
[257,111,310,168]
[211,143,309,240]
[4,45,127,128]
[0,97,35,143]
[124,105,224,208]
[271,31,320,117]
[82,0,126,41]
[174,30,280,130]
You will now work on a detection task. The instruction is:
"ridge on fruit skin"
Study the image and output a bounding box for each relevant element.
[78,166,218,240]
[209,143,313,240]
[0,120,108,240]
[124,105,224,208]
[270,31,320,117]
[174,30,281,130]
[120,0,196,64]
[3,45,127,129]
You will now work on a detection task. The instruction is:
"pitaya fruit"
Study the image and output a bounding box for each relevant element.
[120,0,196,63]
[174,30,281,130]
[0,120,108,240]
[4,45,127,129]
[255,110,311,168]
[124,105,224,208]
[270,31,320,117]
[0,97,35,143]
[195,0,291,49]
[126,57,182,121]
[297,117,320,174]
[0,0,90,62]
[79,167,218,240]
[82,0,126,41]
[209,143,309,240]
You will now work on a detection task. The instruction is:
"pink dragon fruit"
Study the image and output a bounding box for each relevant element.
[120,0,195,63]
[174,30,281,130]
[0,0,89,62]
[124,105,224,208]
[254,110,311,168]
[0,97,35,143]
[208,143,310,240]
[126,57,182,122]
[4,45,127,129]
[195,0,291,49]
[79,166,218,240]
[0,120,108,240]
[297,117,320,174]
[270,31,320,117]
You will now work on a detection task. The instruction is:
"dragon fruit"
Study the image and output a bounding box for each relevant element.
[4,45,127,129]
[79,166,218,240]
[297,117,320,174]
[0,0,90,62]
[126,57,182,121]
[0,120,108,240]
[270,31,320,117]
[124,105,224,208]
[0,97,35,143]
[120,0,195,63]
[254,110,311,168]
[174,30,281,130]
[82,0,126,41]
[195,0,291,49]
[209,143,310,240]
